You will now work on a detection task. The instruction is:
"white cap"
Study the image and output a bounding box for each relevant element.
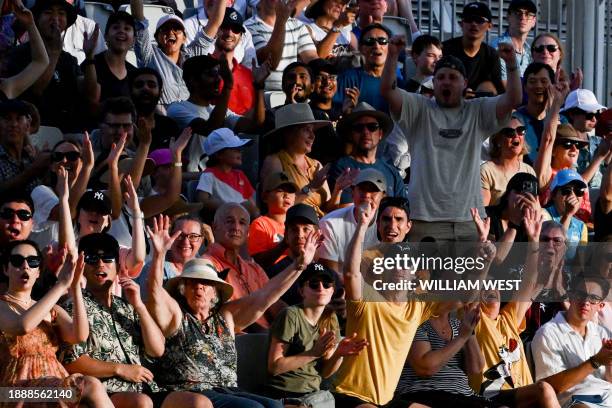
[155,14,185,33]
[561,89,606,113]
[203,128,252,156]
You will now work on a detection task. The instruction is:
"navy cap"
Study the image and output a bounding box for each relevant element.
[461,2,493,21]
[508,0,537,14]
[222,7,245,33]
[433,55,467,78]
[298,262,336,285]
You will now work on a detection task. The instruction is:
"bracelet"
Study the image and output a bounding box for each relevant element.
[589,355,602,369]
[133,212,144,220]
[174,162,182,167]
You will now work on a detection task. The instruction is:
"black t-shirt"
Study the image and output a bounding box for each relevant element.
[149,113,181,151]
[442,36,504,94]
[89,52,137,102]
[6,44,83,132]
[310,103,345,165]
[594,197,612,241]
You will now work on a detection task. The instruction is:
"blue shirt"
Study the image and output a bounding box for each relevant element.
[490,32,532,80]
[333,67,405,113]
[545,205,587,260]
[513,106,568,165]
[328,156,408,204]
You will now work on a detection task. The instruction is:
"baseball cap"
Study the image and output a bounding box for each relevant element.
[149,149,173,166]
[285,204,319,226]
[155,14,185,34]
[434,55,467,78]
[77,190,112,215]
[352,168,387,193]
[461,2,493,21]
[263,172,298,193]
[506,173,539,196]
[549,169,587,192]
[297,262,336,286]
[561,89,607,114]
[203,128,252,156]
[78,233,119,258]
[508,0,537,14]
[221,7,245,33]
[0,99,31,118]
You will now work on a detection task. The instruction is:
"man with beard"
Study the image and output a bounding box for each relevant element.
[129,68,180,151]
[381,35,521,242]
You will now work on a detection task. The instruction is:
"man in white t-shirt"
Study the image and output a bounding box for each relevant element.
[381,37,523,242]
[532,275,612,408]
[317,168,384,275]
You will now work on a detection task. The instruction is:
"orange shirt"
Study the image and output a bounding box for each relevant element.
[248,215,286,263]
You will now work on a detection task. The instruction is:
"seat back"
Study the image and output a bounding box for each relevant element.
[84,2,114,35]
[235,333,270,393]
[119,4,175,38]
[29,126,63,150]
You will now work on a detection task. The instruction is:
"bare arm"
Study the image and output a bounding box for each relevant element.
[381,36,405,118]
[54,254,89,344]
[255,1,292,69]
[106,135,127,220]
[397,0,420,34]
[343,202,376,301]
[267,334,329,376]
[202,0,227,38]
[67,133,94,219]
[64,355,123,378]
[123,176,145,274]
[463,335,485,375]
[495,43,522,121]
[130,0,145,21]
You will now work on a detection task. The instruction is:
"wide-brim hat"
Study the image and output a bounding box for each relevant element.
[166,258,234,304]
[554,124,587,144]
[163,195,204,218]
[305,0,350,19]
[32,0,77,28]
[264,103,330,139]
[99,157,156,184]
[337,102,393,138]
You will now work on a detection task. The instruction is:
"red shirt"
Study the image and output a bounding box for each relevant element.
[218,59,255,115]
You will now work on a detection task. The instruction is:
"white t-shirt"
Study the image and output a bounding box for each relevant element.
[63,15,107,65]
[183,8,257,69]
[30,185,59,249]
[532,311,612,407]
[392,91,509,222]
[316,205,379,264]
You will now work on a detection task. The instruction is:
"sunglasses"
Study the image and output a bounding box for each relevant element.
[307,280,334,290]
[221,24,243,34]
[501,126,526,137]
[0,208,32,221]
[352,122,381,132]
[84,253,116,265]
[559,186,585,197]
[533,44,559,53]
[576,110,600,120]
[462,15,490,24]
[361,36,389,46]
[52,151,81,162]
[9,254,42,268]
[569,290,604,304]
[556,140,588,150]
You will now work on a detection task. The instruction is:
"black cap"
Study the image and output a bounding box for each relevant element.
[0,99,31,118]
[286,204,319,226]
[298,262,336,285]
[78,233,119,257]
[77,191,112,215]
[221,7,245,32]
[434,55,467,78]
[183,55,219,81]
[507,172,539,196]
[32,0,77,28]
[308,58,337,77]
[461,2,493,21]
[508,0,537,14]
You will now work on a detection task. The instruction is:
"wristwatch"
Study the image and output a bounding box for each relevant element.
[330,26,341,33]
[589,356,602,369]
[301,185,312,195]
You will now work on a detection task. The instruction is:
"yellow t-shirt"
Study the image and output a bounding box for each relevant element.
[470,302,533,392]
[333,284,435,405]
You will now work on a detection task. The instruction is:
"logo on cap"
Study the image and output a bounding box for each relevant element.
[230,11,238,20]
[94,192,105,201]
[315,264,324,271]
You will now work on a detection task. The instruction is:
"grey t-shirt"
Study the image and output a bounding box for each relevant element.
[392,91,509,222]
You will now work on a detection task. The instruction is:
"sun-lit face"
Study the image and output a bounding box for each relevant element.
[312,71,337,101]
[264,187,296,215]
[282,66,312,103]
[460,15,492,41]
[524,68,551,105]
[508,8,536,35]
[568,280,605,323]
[322,0,346,19]
[285,222,316,257]
[377,206,411,243]
[532,35,561,69]
[359,28,389,69]
[551,182,585,215]
[413,44,442,76]
[78,209,110,236]
[170,219,203,264]
[83,250,118,291]
[352,183,384,208]
[155,21,186,56]
[183,279,219,312]
[299,278,335,307]
[213,207,249,250]
[0,203,33,243]
[51,142,82,184]
[539,226,566,270]
[105,20,135,53]
[4,243,40,292]
[285,124,316,154]
[498,118,526,157]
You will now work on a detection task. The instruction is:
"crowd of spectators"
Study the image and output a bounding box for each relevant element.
[0,0,611,407]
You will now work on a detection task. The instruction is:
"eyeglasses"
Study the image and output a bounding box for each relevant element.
[104,122,133,131]
[314,74,337,82]
[569,290,604,304]
[361,36,389,46]
[9,254,42,268]
[533,44,559,54]
[177,233,203,243]
[555,140,588,150]
[540,236,565,246]
[307,280,334,290]
[500,126,526,137]
[351,122,381,132]
[0,208,32,221]
[462,15,490,24]
[52,151,81,162]
[84,253,116,265]
[511,10,536,19]
[559,186,585,197]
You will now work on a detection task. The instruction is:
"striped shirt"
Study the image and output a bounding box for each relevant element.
[245,16,316,91]
[395,318,474,397]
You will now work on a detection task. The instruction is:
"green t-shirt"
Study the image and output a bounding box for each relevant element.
[267,305,340,393]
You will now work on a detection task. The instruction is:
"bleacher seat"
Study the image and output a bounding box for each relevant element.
[119,4,175,38]
[84,1,114,35]
[264,91,286,110]
[235,333,269,393]
[29,126,63,150]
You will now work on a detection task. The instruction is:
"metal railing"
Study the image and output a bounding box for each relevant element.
[409,0,610,106]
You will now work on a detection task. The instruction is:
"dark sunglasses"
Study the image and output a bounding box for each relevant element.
[84,253,116,265]
[221,24,243,34]
[0,208,32,221]
[575,110,600,120]
[533,44,559,53]
[352,122,381,132]
[52,151,81,162]
[462,15,490,24]
[556,140,588,150]
[361,36,389,46]
[9,254,41,268]
[501,126,526,137]
[559,186,585,197]
[569,290,604,304]
[307,280,334,290]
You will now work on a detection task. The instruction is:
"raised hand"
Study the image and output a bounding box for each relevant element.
[218,55,234,89]
[106,134,127,166]
[122,175,140,212]
[296,229,322,270]
[252,57,271,87]
[342,87,360,114]
[497,42,515,65]
[11,0,34,27]
[471,208,490,243]
[309,163,331,190]
[334,167,360,192]
[83,25,100,60]
[563,193,580,217]
[56,165,70,201]
[145,215,181,254]
[459,303,481,338]
[169,127,193,158]
[116,363,154,383]
[275,0,295,23]
[81,132,95,169]
[334,332,369,357]
[57,247,77,290]
[202,223,214,246]
[119,278,144,308]
[136,115,154,146]
[523,207,543,242]
[71,252,86,292]
[569,68,583,91]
